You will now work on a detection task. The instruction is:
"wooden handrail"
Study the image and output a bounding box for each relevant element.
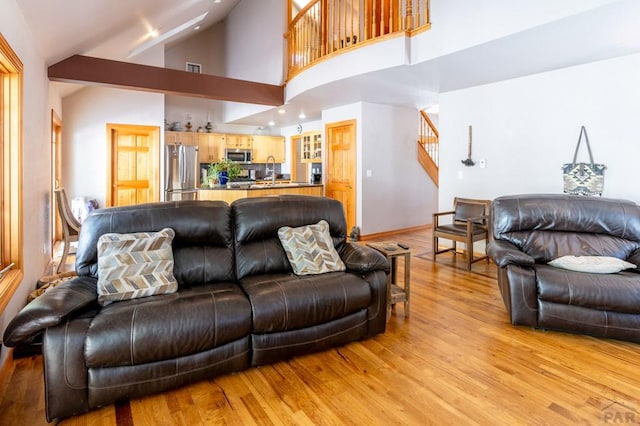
[418,108,438,185]
[287,0,431,80]
[420,109,439,139]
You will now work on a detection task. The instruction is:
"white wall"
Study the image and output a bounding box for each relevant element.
[164,23,228,128]
[62,87,165,208]
[225,0,285,84]
[361,103,436,234]
[0,0,57,367]
[165,24,227,76]
[222,0,286,122]
[322,102,435,236]
[412,0,617,63]
[438,52,640,210]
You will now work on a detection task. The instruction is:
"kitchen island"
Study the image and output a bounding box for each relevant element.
[198,183,323,204]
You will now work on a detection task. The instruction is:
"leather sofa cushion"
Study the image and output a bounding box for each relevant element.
[536,264,640,313]
[501,230,639,264]
[85,283,251,368]
[492,194,640,239]
[76,201,235,285]
[232,196,347,280]
[239,272,371,333]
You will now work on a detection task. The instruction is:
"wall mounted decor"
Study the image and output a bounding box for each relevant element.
[461,125,475,167]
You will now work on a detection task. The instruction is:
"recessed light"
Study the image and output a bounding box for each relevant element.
[148,29,159,38]
[194,25,201,30]
[298,112,306,119]
[268,120,275,126]
[278,109,286,114]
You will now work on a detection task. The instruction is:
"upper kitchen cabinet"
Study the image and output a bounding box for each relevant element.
[301,132,322,163]
[225,134,253,150]
[165,131,197,145]
[198,133,225,164]
[253,135,285,163]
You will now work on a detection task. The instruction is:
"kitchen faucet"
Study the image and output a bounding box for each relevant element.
[265,155,276,185]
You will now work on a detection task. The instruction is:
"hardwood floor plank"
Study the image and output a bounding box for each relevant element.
[3,230,640,425]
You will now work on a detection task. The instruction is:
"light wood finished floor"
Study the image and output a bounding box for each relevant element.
[2,231,640,425]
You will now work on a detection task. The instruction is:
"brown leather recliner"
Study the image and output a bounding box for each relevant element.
[2,196,389,421]
[486,194,640,342]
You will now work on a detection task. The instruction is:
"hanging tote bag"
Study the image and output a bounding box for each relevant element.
[562,126,606,196]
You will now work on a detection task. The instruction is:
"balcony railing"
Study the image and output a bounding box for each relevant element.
[287,0,431,80]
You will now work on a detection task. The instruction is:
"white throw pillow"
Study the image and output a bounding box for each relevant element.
[97,228,178,305]
[548,255,637,274]
[278,220,346,275]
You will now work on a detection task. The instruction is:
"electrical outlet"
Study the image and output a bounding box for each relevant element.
[479,159,486,168]
[366,169,372,177]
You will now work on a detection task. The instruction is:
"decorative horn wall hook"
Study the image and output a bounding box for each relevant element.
[461,125,475,167]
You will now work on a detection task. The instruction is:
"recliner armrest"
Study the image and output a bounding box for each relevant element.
[486,240,535,268]
[339,243,390,274]
[628,248,640,269]
[3,276,99,347]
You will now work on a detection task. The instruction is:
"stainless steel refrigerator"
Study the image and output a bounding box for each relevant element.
[164,144,199,201]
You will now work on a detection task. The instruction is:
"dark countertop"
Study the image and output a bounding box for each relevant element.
[199,183,323,191]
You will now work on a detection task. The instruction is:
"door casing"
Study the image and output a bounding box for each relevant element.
[106,123,160,207]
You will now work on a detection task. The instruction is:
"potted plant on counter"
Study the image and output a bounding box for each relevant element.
[208,158,242,186]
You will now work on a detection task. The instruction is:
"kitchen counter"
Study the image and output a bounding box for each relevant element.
[198,183,323,204]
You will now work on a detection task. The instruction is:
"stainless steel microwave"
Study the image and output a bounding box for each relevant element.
[225,149,252,164]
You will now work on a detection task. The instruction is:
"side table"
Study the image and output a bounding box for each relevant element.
[366,241,411,319]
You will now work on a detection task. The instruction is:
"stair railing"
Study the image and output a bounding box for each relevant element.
[287,0,431,80]
[418,109,439,186]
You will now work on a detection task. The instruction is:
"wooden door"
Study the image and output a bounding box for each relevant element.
[290,135,307,182]
[107,124,160,207]
[325,119,357,232]
[51,110,63,247]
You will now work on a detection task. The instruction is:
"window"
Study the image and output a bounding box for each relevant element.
[0,32,24,312]
[186,62,201,74]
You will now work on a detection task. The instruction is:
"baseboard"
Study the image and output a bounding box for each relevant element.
[359,224,431,241]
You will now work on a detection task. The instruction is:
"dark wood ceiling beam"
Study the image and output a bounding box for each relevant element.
[48,55,284,106]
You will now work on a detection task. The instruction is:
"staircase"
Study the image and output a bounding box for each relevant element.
[417,109,439,186]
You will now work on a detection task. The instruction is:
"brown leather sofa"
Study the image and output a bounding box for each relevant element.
[486,194,640,342]
[3,195,389,421]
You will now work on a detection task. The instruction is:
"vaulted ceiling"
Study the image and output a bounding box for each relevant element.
[17,0,241,65]
[15,0,640,128]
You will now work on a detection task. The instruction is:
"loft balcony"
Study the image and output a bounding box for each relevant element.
[287,0,431,81]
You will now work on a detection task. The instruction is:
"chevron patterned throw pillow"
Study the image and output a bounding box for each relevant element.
[278,220,346,275]
[97,227,178,305]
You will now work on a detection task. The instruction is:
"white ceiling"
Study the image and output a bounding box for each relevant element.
[17,0,241,65]
[16,0,640,128]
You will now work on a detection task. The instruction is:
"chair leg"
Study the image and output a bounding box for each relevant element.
[432,236,437,262]
[57,239,70,274]
[466,239,472,271]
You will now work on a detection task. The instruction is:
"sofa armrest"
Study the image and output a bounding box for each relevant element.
[339,243,390,274]
[3,276,99,347]
[627,248,640,269]
[486,240,535,268]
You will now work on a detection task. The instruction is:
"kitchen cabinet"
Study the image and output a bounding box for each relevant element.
[225,134,252,150]
[165,131,197,145]
[198,133,225,164]
[252,135,285,163]
[301,132,322,163]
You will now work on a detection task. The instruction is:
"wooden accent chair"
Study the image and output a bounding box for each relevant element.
[54,188,81,273]
[432,197,491,271]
